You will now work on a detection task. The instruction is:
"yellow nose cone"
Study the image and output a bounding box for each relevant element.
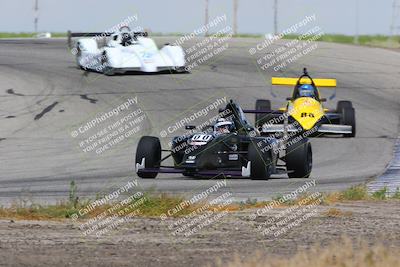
[288,98,324,130]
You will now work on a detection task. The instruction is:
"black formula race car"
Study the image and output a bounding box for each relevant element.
[135,100,312,179]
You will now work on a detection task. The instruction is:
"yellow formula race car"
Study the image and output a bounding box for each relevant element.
[250,68,356,137]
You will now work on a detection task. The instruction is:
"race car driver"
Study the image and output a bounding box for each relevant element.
[297,84,317,98]
[214,118,235,135]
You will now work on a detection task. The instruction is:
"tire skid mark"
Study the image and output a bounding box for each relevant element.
[80,94,98,104]
[0,85,398,98]
[6,88,24,96]
[34,101,58,121]
[4,77,57,119]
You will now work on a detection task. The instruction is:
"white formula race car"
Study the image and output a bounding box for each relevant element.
[68,26,186,75]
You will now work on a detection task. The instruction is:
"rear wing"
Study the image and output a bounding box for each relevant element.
[242,109,284,114]
[67,31,110,48]
[67,30,148,48]
[271,77,337,87]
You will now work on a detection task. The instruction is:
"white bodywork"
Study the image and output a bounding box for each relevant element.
[75,32,186,75]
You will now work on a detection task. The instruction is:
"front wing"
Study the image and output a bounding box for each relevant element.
[135,158,288,178]
[261,123,352,135]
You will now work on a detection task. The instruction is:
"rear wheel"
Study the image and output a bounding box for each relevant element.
[255,99,271,127]
[248,141,272,180]
[174,66,188,73]
[341,107,356,137]
[135,136,161,178]
[286,138,312,178]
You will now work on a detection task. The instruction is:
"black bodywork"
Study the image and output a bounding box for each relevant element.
[135,100,313,179]
[168,101,278,176]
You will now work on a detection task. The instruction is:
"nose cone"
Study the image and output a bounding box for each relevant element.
[289,98,324,130]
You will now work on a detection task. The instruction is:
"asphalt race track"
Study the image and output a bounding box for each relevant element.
[0,37,399,204]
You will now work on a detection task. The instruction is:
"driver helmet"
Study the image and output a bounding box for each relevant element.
[121,32,133,46]
[214,118,234,135]
[298,84,315,97]
[119,26,134,46]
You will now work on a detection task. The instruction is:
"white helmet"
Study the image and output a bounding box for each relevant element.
[214,118,234,134]
[107,26,135,47]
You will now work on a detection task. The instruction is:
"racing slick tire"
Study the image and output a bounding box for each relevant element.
[286,138,312,178]
[255,99,271,127]
[336,101,353,113]
[341,107,356,137]
[174,66,189,74]
[135,136,161,179]
[75,43,84,70]
[103,68,115,76]
[248,141,272,180]
[101,51,115,76]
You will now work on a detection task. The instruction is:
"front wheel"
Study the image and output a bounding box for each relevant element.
[336,101,353,113]
[101,52,115,76]
[248,141,272,180]
[286,138,312,178]
[103,67,115,76]
[341,107,356,137]
[135,136,161,178]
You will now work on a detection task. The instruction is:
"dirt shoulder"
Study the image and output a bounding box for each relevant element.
[0,201,399,267]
